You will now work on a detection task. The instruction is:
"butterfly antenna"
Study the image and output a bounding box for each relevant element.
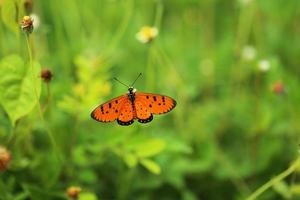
[113,77,129,88]
[131,73,142,86]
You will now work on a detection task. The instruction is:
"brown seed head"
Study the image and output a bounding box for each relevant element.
[66,186,82,199]
[0,146,11,171]
[41,68,53,83]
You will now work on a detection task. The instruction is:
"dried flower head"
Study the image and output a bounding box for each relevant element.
[0,146,11,171]
[21,15,34,34]
[272,81,285,95]
[66,186,82,199]
[136,26,158,44]
[40,68,53,83]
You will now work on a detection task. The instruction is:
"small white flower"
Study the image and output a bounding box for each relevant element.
[30,13,40,30]
[136,26,158,44]
[242,45,256,61]
[258,59,271,72]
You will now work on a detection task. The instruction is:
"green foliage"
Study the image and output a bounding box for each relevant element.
[1,0,20,36]
[0,0,300,200]
[0,55,41,125]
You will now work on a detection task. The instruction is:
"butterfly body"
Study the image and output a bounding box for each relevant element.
[91,87,176,126]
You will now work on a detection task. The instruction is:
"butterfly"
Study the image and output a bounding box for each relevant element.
[91,74,176,126]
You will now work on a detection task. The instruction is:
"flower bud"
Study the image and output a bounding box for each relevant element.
[0,146,11,171]
[272,81,285,95]
[66,186,82,200]
[40,68,53,83]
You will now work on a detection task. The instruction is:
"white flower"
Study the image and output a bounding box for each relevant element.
[242,45,256,61]
[258,59,271,72]
[30,13,40,30]
[136,26,158,44]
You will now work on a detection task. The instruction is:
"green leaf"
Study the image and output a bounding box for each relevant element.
[79,192,98,200]
[123,152,138,168]
[140,158,161,175]
[135,138,166,158]
[1,0,20,36]
[78,169,97,184]
[0,55,41,125]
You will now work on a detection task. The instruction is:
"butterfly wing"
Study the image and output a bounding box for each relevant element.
[134,92,176,123]
[134,99,153,123]
[91,95,127,122]
[117,98,135,126]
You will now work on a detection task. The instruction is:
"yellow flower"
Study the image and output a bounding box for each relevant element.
[136,26,158,44]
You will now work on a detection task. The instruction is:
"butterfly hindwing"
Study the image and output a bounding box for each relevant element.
[134,100,153,124]
[135,92,176,115]
[117,98,135,126]
[91,95,127,122]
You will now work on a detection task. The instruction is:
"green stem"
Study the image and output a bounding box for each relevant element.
[104,0,133,58]
[25,35,42,118]
[25,34,61,163]
[215,145,250,195]
[145,45,154,90]
[246,157,300,200]
[154,0,164,29]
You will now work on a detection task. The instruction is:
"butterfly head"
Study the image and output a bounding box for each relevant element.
[128,87,137,94]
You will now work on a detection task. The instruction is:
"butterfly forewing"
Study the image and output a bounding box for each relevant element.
[91,95,127,122]
[135,92,176,115]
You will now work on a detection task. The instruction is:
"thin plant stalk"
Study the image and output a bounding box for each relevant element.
[25,34,61,162]
[246,157,300,200]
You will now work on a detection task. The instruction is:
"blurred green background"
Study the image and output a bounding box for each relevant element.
[0,0,300,199]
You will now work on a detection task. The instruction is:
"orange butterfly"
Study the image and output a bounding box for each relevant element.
[91,74,176,126]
